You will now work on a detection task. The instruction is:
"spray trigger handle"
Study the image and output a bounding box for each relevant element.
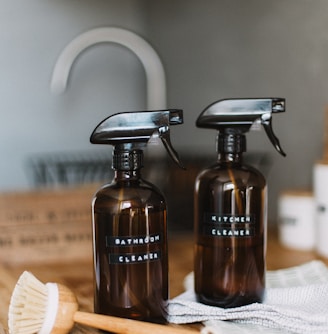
[261,113,286,157]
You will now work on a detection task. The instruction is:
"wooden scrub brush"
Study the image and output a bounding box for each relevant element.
[8,271,197,334]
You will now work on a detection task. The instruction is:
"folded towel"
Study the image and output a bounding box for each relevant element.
[168,261,328,334]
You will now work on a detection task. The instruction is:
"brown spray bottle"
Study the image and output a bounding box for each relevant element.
[90,110,184,324]
[194,98,286,308]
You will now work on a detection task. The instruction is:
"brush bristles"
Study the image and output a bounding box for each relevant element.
[8,271,49,334]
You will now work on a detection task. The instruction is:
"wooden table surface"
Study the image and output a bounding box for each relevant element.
[0,228,327,333]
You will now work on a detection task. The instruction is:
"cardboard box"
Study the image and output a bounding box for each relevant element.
[0,185,100,265]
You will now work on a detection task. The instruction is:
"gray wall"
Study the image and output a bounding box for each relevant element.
[0,0,148,190]
[145,0,328,222]
[2,0,328,223]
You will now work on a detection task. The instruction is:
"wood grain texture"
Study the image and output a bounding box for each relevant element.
[51,284,79,334]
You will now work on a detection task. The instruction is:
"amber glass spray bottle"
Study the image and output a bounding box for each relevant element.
[194,98,286,308]
[90,110,184,324]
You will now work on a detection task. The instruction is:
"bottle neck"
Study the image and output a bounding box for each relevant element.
[217,152,243,163]
[112,149,143,181]
[114,170,141,181]
[217,133,246,163]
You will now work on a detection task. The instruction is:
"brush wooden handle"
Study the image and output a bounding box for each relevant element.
[56,283,198,334]
[73,311,198,334]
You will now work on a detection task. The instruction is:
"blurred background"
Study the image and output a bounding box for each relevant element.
[1,0,327,229]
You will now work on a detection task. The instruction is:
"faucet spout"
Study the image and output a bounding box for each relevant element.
[50,27,166,110]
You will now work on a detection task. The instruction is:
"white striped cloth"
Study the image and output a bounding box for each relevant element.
[168,261,328,334]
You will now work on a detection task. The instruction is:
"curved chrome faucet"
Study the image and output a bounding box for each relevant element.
[50,27,166,109]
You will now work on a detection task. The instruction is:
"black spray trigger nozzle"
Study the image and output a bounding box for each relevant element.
[197,98,286,156]
[90,109,185,168]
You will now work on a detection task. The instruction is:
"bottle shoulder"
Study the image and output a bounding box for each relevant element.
[196,163,266,186]
[93,179,165,204]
